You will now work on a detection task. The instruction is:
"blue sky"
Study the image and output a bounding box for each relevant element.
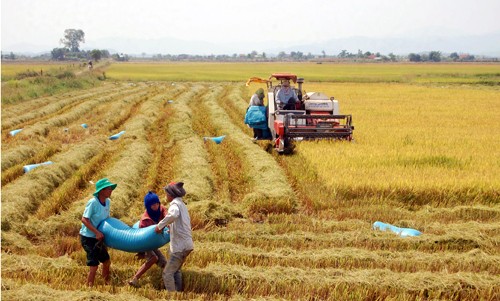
[2,0,500,53]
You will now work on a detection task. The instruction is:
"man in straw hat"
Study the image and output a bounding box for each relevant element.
[155,181,194,292]
[276,79,298,109]
[79,178,117,286]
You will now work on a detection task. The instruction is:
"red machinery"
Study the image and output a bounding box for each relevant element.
[247,73,354,153]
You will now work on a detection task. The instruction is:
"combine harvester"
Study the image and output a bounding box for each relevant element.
[247,73,354,153]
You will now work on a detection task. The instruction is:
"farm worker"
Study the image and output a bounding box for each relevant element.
[79,178,117,286]
[128,191,168,288]
[155,181,194,292]
[249,88,265,106]
[276,79,298,109]
[248,88,266,139]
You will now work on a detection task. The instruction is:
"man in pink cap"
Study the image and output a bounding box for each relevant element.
[155,181,194,292]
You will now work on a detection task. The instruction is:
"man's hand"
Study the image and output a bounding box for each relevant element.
[95,231,104,241]
[154,226,162,233]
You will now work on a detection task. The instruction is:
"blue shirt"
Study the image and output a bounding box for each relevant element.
[79,197,110,238]
[276,87,298,104]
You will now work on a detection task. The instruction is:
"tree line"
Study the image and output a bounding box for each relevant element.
[1,29,495,63]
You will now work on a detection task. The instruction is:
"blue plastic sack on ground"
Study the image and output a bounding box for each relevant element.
[203,135,226,144]
[373,221,422,237]
[98,217,170,252]
[245,106,268,129]
[23,161,53,173]
[109,131,125,140]
[10,129,23,136]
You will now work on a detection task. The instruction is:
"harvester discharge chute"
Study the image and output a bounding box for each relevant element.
[247,73,354,153]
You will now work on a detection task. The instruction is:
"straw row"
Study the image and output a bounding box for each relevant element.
[184,263,500,300]
[1,83,121,128]
[1,140,105,230]
[1,143,61,186]
[165,83,214,203]
[195,222,499,254]
[184,84,251,226]
[189,241,500,274]
[19,86,151,138]
[190,84,251,205]
[208,84,297,215]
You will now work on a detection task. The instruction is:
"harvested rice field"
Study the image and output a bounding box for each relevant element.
[1,62,499,300]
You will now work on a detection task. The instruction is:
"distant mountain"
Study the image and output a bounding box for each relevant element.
[3,32,500,57]
[277,32,500,57]
[84,36,224,56]
[1,42,52,56]
[83,32,500,57]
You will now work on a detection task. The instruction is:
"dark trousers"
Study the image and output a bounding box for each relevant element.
[253,128,263,139]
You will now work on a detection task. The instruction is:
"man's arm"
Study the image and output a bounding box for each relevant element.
[81,217,104,240]
[155,204,180,233]
[275,89,283,103]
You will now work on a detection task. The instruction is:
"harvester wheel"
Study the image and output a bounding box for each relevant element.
[283,137,295,154]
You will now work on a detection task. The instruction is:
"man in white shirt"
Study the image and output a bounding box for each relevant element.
[275,79,298,109]
[155,181,194,292]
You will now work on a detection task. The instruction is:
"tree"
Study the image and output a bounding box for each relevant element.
[90,49,102,62]
[100,49,110,59]
[449,52,459,61]
[51,48,67,60]
[429,51,441,62]
[338,50,348,58]
[60,29,85,52]
[466,54,475,61]
[321,50,326,58]
[290,51,303,60]
[408,53,421,62]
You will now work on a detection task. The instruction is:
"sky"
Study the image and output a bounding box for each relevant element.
[2,0,500,54]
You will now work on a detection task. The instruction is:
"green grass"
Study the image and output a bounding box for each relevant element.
[103,62,500,85]
[1,62,103,104]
